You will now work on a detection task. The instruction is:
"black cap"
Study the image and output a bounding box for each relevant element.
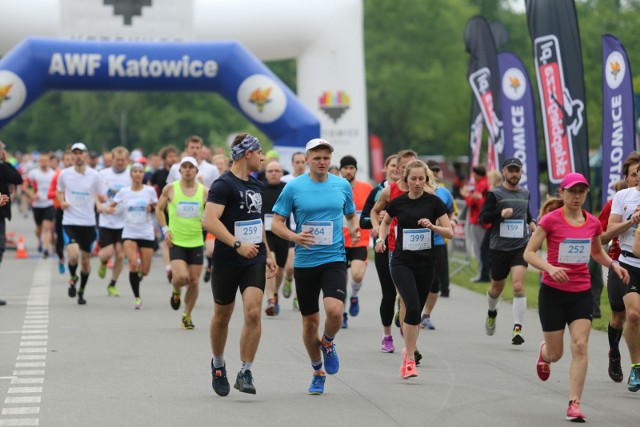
[426,159,441,172]
[502,157,523,169]
[472,164,486,176]
[340,155,358,170]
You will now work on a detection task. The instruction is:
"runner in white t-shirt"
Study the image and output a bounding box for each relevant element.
[166,135,220,188]
[107,163,158,309]
[96,146,131,297]
[56,142,107,305]
[24,153,56,258]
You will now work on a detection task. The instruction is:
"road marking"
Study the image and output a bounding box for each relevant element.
[0,262,49,427]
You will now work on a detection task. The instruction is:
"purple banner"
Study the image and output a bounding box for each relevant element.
[498,51,540,218]
[601,34,636,206]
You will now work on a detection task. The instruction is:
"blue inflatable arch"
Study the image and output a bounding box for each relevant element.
[0,37,319,148]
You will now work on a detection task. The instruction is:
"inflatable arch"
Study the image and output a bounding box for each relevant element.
[0,0,369,177]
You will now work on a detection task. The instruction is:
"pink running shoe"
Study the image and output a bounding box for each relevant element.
[381,336,395,353]
[566,400,586,423]
[536,342,551,381]
[403,360,418,379]
[400,348,407,377]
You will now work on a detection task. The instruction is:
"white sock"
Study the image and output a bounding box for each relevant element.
[213,354,224,369]
[487,292,499,312]
[241,361,253,373]
[513,295,526,326]
[351,280,362,297]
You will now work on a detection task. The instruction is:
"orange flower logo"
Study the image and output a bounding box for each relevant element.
[249,87,272,112]
[610,61,621,80]
[0,83,13,107]
[509,76,521,93]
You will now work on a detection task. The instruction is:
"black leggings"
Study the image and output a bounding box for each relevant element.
[390,259,435,325]
[374,248,396,327]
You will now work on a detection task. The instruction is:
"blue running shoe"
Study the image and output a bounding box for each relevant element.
[321,342,340,375]
[308,371,326,395]
[342,312,348,329]
[58,260,65,275]
[349,296,359,317]
[628,365,640,392]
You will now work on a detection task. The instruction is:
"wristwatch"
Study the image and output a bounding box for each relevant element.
[233,240,242,250]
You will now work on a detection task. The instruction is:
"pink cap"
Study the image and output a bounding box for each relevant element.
[560,172,589,189]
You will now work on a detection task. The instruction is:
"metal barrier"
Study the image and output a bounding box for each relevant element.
[449,199,475,277]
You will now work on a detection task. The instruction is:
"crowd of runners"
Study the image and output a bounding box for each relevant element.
[1,136,639,422]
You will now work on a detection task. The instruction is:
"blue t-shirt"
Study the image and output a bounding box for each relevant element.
[434,185,454,246]
[272,173,356,268]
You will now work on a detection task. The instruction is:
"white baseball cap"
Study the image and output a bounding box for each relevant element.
[70,142,88,152]
[180,156,199,169]
[305,138,334,152]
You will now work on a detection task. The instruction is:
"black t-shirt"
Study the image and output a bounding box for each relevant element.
[386,192,447,264]
[151,169,170,196]
[207,171,266,267]
[262,182,289,233]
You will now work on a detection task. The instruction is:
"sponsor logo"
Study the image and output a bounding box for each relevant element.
[0,70,27,120]
[502,67,526,102]
[104,0,152,26]
[534,35,584,183]
[605,51,625,90]
[468,67,504,155]
[237,74,287,124]
[319,90,350,123]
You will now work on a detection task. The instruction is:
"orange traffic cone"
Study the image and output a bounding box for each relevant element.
[15,236,28,259]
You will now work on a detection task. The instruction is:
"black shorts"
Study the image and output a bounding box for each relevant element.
[266,231,289,268]
[538,283,592,332]
[211,263,266,305]
[99,227,123,248]
[33,206,55,225]
[169,244,204,265]
[123,238,155,249]
[63,225,97,253]
[490,247,528,281]
[613,261,640,311]
[431,245,447,293]
[345,247,368,268]
[294,261,348,316]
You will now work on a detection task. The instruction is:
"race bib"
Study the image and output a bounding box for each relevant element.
[558,238,590,264]
[303,221,333,245]
[126,205,146,224]
[264,214,274,232]
[234,219,263,244]
[69,191,91,206]
[402,228,431,251]
[176,201,199,218]
[621,226,638,248]
[500,219,524,239]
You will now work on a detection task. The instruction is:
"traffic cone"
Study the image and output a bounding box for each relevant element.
[15,236,28,259]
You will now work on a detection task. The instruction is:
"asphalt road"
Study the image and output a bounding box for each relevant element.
[0,213,637,426]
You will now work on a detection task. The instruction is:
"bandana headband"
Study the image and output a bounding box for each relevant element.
[231,135,261,160]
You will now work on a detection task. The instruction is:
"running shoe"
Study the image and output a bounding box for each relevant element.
[485,310,497,336]
[608,352,623,383]
[512,325,524,345]
[349,296,360,317]
[265,299,276,316]
[37,241,42,253]
[274,295,280,315]
[203,265,212,283]
[97,262,107,279]
[58,260,65,275]
[211,361,230,396]
[420,315,435,330]
[381,335,395,353]
[282,277,292,298]
[181,313,195,330]
[536,342,550,381]
[77,292,86,305]
[234,370,256,394]
[321,342,340,375]
[133,298,142,310]
[292,297,299,311]
[107,285,120,297]
[393,295,401,328]
[170,290,181,311]
[68,276,78,298]
[308,371,326,395]
[628,365,640,392]
[403,359,418,379]
[414,348,422,366]
[342,312,348,329]
[566,400,586,423]
[43,250,49,260]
